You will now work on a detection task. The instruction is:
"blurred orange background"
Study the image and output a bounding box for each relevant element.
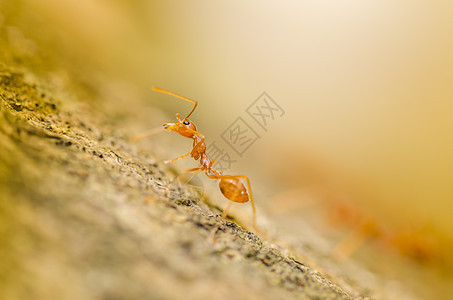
[3,0,453,287]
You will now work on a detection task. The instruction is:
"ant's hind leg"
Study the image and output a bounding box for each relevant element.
[229,175,257,230]
[221,201,233,220]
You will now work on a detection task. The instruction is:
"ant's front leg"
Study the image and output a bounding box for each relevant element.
[164,152,191,164]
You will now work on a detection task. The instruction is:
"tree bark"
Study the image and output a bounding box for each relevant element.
[0,64,369,300]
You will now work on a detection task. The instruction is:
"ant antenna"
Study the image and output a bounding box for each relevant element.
[130,126,165,144]
[152,87,198,120]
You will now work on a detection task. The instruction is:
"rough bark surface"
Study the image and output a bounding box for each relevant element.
[0,64,369,300]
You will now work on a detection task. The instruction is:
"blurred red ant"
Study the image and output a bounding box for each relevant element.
[132,87,257,228]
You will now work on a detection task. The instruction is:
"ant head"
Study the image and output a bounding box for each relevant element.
[163,113,197,137]
[179,118,196,131]
[175,113,196,131]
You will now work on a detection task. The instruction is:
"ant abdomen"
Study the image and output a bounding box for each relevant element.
[219,178,249,203]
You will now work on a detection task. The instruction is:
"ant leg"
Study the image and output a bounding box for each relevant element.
[164,152,191,164]
[221,201,233,219]
[167,166,202,185]
[130,126,165,144]
[181,167,202,176]
[165,166,203,196]
[169,166,207,189]
[178,167,202,184]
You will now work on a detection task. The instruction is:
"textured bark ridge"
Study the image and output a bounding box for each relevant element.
[0,66,368,299]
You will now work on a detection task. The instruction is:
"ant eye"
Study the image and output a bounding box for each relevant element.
[183,121,190,125]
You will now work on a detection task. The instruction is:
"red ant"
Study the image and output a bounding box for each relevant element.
[132,87,257,228]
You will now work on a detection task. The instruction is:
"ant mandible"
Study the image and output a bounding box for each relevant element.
[132,87,257,229]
